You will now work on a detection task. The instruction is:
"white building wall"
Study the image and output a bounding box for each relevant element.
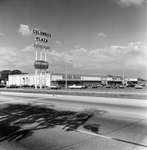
[107,77,113,81]
[46,75,51,87]
[52,75,62,81]
[8,74,138,86]
[8,76,12,85]
[82,76,101,81]
[11,76,16,85]
[29,75,34,85]
[16,76,20,85]
[125,78,138,82]
[130,78,138,81]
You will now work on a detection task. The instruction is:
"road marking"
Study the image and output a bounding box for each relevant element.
[104,109,147,117]
[58,125,147,148]
[76,129,112,139]
[113,138,147,148]
[76,129,147,148]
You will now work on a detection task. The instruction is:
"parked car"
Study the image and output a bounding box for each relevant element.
[30,84,35,88]
[106,85,111,88]
[119,85,125,88]
[139,83,146,87]
[92,84,97,88]
[111,85,117,89]
[20,84,31,88]
[135,85,143,89]
[84,85,88,88]
[7,84,19,88]
[97,84,103,87]
[50,84,61,89]
[81,85,88,89]
[0,84,6,88]
[128,84,136,87]
[68,84,84,89]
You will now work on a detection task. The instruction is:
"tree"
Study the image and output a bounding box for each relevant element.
[0,69,24,82]
[10,70,22,75]
[0,70,11,81]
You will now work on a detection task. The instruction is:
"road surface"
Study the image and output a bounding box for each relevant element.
[0,92,147,150]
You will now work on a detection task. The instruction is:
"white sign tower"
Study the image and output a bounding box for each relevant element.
[32,29,51,89]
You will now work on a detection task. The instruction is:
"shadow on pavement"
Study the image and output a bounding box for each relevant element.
[0,103,105,142]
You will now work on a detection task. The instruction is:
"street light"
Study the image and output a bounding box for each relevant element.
[122,69,125,85]
[62,60,72,89]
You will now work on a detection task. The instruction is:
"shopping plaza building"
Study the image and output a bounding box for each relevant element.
[7,73,138,87]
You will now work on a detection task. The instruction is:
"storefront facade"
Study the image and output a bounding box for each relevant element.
[7,73,138,87]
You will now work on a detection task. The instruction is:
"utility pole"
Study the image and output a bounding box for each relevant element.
[123,69,125,85]
[62,60,72,89]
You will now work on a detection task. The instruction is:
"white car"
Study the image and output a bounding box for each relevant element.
[50,84,61,89]
[97,84,103,87]
[68,84,84,89]
[119,85,125,88]
[135,85,143,89]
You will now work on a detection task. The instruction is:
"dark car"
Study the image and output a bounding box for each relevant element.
[83,85,88,88]
[92,84,97,88]
[7,84,19,88]
[0,84,6,88]
[106,85,111,88]
[20,84,31,88]
[127,84,135,87]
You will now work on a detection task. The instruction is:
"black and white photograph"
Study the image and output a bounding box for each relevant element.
[0,0,147,149]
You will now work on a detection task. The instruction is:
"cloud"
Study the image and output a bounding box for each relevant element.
[97,32,106,37]
[0,42,147,78]
[117,0,146,7]
[55,41,62,44]
[0,32,4,36]
[73,45,80,49]
[0,47,22,67]
[0,47,34,72]
[19,24,32,36]
[22,45,34,51]
[49,42,147,77]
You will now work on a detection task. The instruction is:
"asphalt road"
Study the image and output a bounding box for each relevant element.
[0,92,147,150]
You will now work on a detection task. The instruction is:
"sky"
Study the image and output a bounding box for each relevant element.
[0,0,147,79]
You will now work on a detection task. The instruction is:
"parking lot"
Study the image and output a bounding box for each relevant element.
[0,85,147,100]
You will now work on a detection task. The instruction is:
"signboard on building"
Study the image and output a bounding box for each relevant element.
[101,77,107,81]
[33,43,50,50]
[112,77,121,81]
[34,60,49,69]
[62,75,82,80]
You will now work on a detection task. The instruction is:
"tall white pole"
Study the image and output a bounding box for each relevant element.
[35,45,38,89]
[66,62,67,89]
[44,49,47,88]
[50,71,52,88]
[40,48,43,89]
[123,69,125,85]
[65,60,72,89]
